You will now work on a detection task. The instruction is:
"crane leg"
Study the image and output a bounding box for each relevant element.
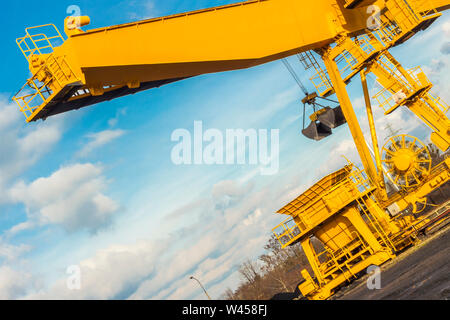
[361,70,388,201]
[321,48,382,194]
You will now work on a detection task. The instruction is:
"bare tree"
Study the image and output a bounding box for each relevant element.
[221,288,236,300]
[225,235,312,300]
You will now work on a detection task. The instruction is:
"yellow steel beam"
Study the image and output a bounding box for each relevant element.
[59,0,450,87]
[62,0,342,87]
[429,0,450,11]
[361,70,387,199]
[14,0,450,122]
[300,238,324,285]
[321,49,381,190]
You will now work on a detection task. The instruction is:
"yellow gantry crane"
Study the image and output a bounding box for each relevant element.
[13,0,450,300]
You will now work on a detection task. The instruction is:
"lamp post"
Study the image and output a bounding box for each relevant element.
[190,276,212,300]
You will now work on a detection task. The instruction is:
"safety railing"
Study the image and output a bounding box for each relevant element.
[335,50,357,82]
[372,65,431,113]
[13,54,78,121]
[347,165,373,194]
[272,218,298,247]
[310,70,334,97]
[425,92,450,115]
[336,35,380,80]
[13,77,53,119]
[357,195,398,251]
[314,230,371,283]
[371,0,440,46]
[298,52,314,70]
[16,24,65,61]
[298,51,333,97]
[316,34,382,89]
[370,16,403,47]
[273,164,375,248]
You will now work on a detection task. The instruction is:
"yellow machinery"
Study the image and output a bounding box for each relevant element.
[273,158,450,300]
[12,0,450,300]
[273,165,398,300]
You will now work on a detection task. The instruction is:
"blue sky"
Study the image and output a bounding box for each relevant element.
[0,1,448,299]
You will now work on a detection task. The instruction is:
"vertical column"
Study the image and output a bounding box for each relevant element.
[300,238,324,285]
[361,70,388,200]
[342,206,384,253]
[321,49,381,191]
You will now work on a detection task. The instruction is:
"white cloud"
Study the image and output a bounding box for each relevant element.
[0,266,35,300]
[243,208,263,226]
[442,20,450,37]
[127,0,159,20]
[143,1,158,18]
[77,129,126,158]
[129,182,282,300]
[422,56,450,102]
[256,85,299,125]
[212,179,253,209]
[16,176,283,300]
[0,98,64,203]
[0,242,31,263]
[9,163,119,234]
[108,108,127,128]
[28,239,167,300]
[317,139,358,176]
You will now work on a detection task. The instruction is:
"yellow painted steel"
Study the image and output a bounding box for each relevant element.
[274,160,449,300]
[368,53,450,151]
[273,165,375,248]
[11,0,450,301]
[273,164,400,300]
[361,71,387,198]
[382,134,432,189]
[321,48,382,192]
[12,0,450,123]
[272,0,450,299]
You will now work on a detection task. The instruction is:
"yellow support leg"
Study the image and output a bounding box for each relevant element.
[321,50,381,192]
[300,238,324,285]
[361,70,388,201]
[343,207,390,255]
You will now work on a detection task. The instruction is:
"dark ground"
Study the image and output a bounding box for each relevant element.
[332,224,450,300]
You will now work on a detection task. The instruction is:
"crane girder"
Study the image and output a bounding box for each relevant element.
[12,0,450,123]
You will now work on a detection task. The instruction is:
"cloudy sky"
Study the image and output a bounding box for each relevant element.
[0,0,448,300]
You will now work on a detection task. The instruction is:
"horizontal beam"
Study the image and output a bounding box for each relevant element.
[60,0,449,86]
[18,0,450,121]
[61,0,371,86]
